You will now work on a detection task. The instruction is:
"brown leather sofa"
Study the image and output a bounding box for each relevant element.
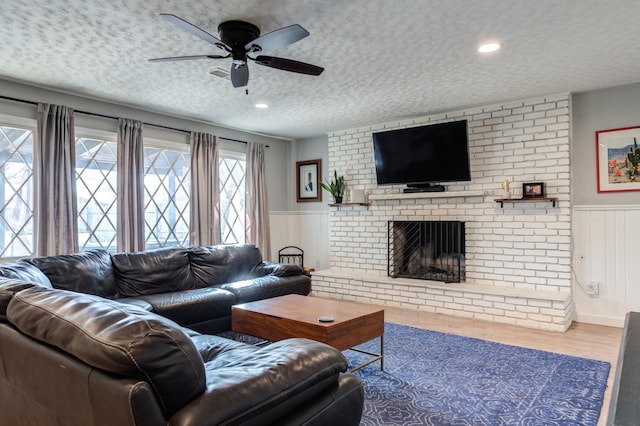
[0,283,364,425]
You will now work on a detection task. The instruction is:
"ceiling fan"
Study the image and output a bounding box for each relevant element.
[150,14,324,88]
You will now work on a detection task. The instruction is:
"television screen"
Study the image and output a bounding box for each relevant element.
[372,120,471,186]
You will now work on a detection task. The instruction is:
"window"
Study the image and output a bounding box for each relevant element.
[219,152,246,244]
[144,142,190,249]
[75,133,118,251]
[0,114,250,257]
[0,124,34,257]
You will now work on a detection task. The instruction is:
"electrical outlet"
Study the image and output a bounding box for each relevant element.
[585,282,599,295]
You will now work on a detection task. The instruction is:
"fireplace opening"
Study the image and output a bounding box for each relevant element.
[388,220,465,283]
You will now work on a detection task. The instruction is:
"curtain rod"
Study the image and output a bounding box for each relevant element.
[0,94,268,147]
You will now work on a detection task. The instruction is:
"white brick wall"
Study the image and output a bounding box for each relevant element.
[318,93,573,330]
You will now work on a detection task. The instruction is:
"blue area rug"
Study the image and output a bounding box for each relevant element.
[348,323,610,426]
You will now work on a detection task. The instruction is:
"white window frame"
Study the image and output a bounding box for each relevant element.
[74,127,119,252]
[219,150,247,245]
[0,114,37,260]
[143,136,191,249]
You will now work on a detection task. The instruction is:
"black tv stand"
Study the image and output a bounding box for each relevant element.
[403,184,445,193]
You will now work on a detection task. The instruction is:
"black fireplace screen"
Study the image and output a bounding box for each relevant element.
[388,221,465,283]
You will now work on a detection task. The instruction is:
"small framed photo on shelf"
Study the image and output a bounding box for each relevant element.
[522,182,544,198]
[296,159,322,202]
[595,125,640,193]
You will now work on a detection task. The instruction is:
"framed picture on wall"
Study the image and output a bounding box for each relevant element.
[296,159,322,202]
[522,182,545,198]
[596,125,640,193]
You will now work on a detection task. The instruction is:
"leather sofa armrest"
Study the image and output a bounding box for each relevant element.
[0,279,41,321]
[260,261,304,277]
[170,338,350,426]
[7,287,206,418]
[274,373,364,426]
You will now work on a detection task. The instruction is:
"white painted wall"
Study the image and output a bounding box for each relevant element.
[572,83,640,206]
[571,83,640,326]
[269,211,329,269]
[268,134,331,269]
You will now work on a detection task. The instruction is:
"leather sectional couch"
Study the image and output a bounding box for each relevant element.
[2,243,311,333]
[0,244,365,425]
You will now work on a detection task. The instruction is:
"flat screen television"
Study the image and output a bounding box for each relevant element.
[372,120,471,190]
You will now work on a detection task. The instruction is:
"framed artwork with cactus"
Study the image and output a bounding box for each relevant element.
[596,125,640,193]
[296,159,322,202]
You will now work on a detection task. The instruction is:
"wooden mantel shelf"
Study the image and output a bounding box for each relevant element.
[494,197,558,208]
[368,190,484,201]
[329,202,370,209]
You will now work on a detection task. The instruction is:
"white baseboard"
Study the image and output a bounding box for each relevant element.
[574,313,624,328]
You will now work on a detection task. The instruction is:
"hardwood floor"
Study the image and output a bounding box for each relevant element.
[382,306,623,426]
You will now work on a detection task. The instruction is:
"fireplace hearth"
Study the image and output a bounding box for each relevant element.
[388,220,465,283]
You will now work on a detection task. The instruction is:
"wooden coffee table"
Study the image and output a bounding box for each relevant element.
[232,294,384,372]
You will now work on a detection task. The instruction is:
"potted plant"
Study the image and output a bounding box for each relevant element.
[320,170,346,203]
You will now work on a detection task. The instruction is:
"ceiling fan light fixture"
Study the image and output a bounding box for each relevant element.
[478,42,501,53]
[152,15,323,88]
[255,102,269,109]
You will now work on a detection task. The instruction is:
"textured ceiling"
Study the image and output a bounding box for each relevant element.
[1,0,639,140]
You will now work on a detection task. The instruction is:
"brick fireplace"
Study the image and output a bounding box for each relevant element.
[311,93,574,332]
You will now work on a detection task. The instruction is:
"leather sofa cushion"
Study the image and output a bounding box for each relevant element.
[221,275,311,304]
[6,287,206,417]
[189,244,264,288]
[134,287,236,325]
[189,245,232,287]
[112,247,193,297]
[24,250,117,298]
[0,261,53,288]
[0,279,40,321]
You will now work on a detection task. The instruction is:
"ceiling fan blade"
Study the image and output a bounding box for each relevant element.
[230,63,249,88]
[160,13,229,52]
[253,55,324,76]
[246,24,309,54]
[148,54,228,62]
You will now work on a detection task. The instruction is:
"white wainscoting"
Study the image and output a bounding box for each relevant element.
[268,206,638,328]
[269,211,329,269]
[573,205,640,327]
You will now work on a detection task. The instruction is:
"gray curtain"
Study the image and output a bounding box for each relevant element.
[245,142,271,260]
[117,118,145,252]
[189,132,220,246]
[35,103,78,255]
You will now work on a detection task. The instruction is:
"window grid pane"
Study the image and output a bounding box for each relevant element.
[219,156,246,244]
[76,137,118,252]
[144,147,190,249]
[0,126,34,257]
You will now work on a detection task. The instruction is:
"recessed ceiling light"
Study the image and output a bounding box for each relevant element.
[255,103,269,109]
[478,42,501,53]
